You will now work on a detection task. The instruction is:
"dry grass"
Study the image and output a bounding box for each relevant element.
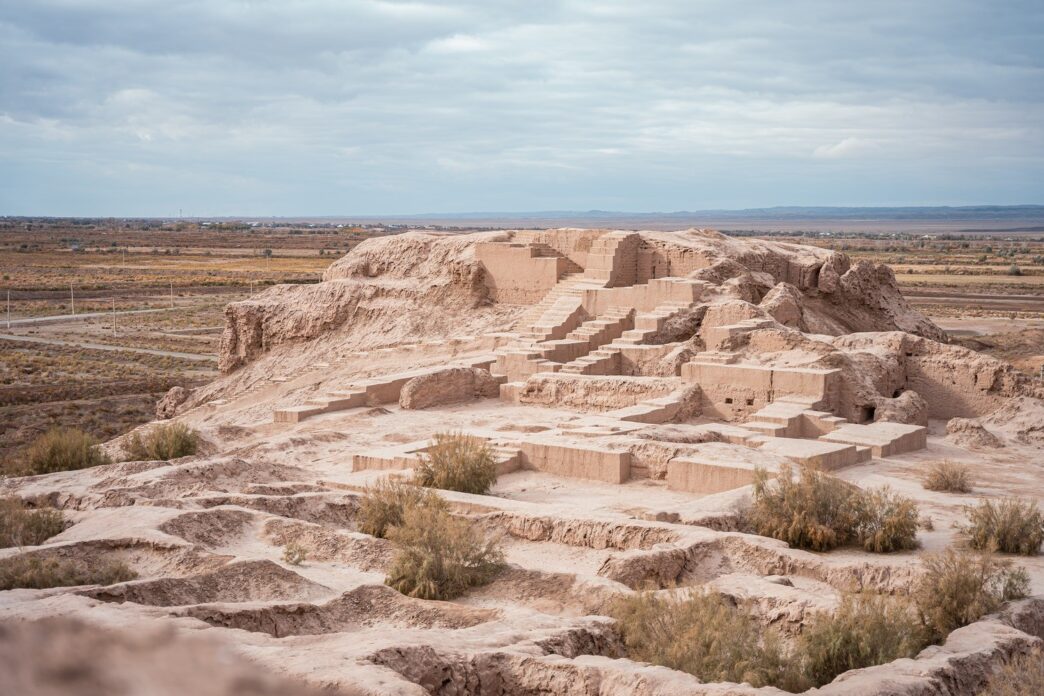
[124,422,200,461]
[608,590,805,690]
[20,427,111,476]
[416,432,498,495]
[749,463,919,553]
[799,593,929,687]
[0,499,66,548]
[357,477,447,539]
[978,648,1044,696]
[922,461,974,493]
[384,503,503,601]
[0,555,136,590]
[855,487,921,553]
[913,547,1029,640]
[281,542,307,566]
[964,499,1044,556]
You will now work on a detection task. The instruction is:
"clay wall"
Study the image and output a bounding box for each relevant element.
[581,277,703,316]
[681,362,838,421]
[519,439,631,483]
[475,243,565,304]
[636,240,716,283]
[512,229,603,269]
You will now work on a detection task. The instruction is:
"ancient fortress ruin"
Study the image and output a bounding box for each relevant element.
[4,229,1043,694]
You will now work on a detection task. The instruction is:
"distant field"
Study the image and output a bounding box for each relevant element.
[0,219,379,473]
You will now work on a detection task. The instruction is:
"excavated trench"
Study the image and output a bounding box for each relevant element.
[598,535,922,595]
[369,623,624,696]
[7,538,227,580]
[181,584,499,637]
[82,559,329,606]
[194,492,360,528]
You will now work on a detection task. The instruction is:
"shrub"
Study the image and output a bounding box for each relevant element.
[0,555,136,590]
[855,487,920,553]
[608,590,806,691]
[282,542,307,566]
[979,648,1044,696]
[749,464,919,553]
[913,547,1029,640]
[124,422,199,461]
[23,428,111,475]
[922,461,973,493]
[749,463,861,551]
[415,432,497,495]
[357,477,447,539]
[0,498,66,548]
[799,593,930,687]
[384,503,503,600]
[965,498,1044,556]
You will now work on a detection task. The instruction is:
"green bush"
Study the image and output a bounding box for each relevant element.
[608,590,806,691]
[384,503,503,600]
[978,648,1044,696]
[415,432,497,495]
[357,477,447,539]
[22,428,111,475]
[913,547,1029,640]
[124,422,199,461]
[965,498,1044,556]
[799,593,929,687]
[0,498,66,548]
[922,460,973,493]
[0,555,136,590]
[749,463,919,553]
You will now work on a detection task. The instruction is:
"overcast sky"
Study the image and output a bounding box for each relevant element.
[1,1,1042,216]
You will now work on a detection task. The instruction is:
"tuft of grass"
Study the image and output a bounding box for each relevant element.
[22,428,111,476]
[415,432,497,495]
[0,498,66,548]
[124,422,199,461]
[608,590,806,691]
[799,593,930,687]
[748,463,919,553]
[281,542,307,566]
[0,555,137,590]
[384,503,503,601]
[922,461,973,493]
[964,498,1044,556]
[357,477,447,539]
[913,547,1029,640]
[978,648,1044,696]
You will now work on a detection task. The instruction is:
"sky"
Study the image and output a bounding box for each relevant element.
[1,1,1043,217]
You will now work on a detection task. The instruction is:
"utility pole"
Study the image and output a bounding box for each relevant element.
[6,290,9,330]
[70,284,75,315]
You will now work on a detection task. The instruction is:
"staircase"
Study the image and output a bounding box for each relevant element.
[559,345,622,375]
[530,243,583,273]
[617,300,695,345]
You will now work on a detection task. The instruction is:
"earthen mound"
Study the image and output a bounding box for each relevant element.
[399,367,500,409]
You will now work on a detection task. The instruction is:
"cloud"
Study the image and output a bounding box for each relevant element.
[0,1,1042,215]
[812,138,879,159]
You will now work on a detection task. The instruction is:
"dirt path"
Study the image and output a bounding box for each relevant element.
[0,333,217,362]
